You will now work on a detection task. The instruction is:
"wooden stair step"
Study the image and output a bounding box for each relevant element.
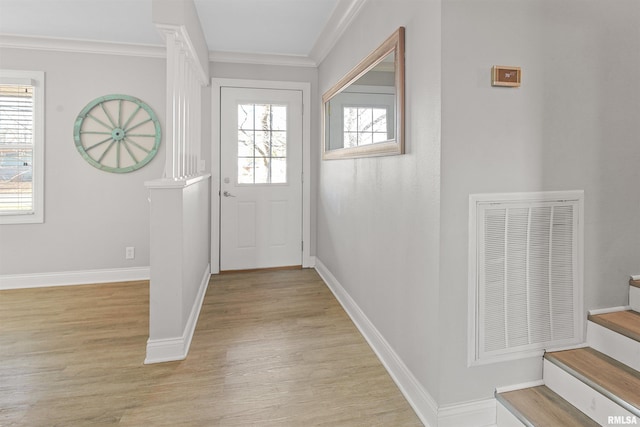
[589,310,640,342]
[544,347,640,416]
[630,278,640,289]
[496,385,599,426]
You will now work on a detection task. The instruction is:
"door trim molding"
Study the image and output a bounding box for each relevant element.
[210,78,312,273]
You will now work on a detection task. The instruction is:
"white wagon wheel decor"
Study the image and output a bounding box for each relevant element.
[73,94,161,173]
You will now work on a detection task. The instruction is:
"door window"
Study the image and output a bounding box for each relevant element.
[237,103,287,184]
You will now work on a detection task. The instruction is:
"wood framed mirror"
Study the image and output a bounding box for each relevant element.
[322,27,405,160]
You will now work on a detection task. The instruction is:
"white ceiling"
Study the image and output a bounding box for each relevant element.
[0,0,340,58]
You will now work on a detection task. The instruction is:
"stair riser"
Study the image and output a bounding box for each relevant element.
[543,359,636,425]
[587,321,640,371]
[631,286,640,312]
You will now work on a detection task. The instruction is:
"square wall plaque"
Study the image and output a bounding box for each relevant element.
[492,66,521,87]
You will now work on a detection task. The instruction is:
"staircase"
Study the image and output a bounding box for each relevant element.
[496,277,640,426]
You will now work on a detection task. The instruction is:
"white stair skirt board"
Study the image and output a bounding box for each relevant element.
[144,264,210,364]
[587,321,640,372]
[0,266,150,290]
[496,401,528,427]
[543,359,636,425]
[630,286,640,312]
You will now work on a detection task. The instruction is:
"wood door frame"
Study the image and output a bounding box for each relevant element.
[211,78,312,274]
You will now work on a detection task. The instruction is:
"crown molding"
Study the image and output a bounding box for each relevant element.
[209,50,317,68]
[0,0,370,69]
[0,33,318,68]
[309,0,370,66]
[0,33,166,58]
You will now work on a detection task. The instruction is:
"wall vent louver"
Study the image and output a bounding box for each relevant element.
[468,191,584,365]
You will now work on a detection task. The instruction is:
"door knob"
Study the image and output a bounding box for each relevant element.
[223,191,236,197]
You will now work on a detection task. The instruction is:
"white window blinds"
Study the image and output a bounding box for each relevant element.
[0,70,44,224]
[0,82,34,213]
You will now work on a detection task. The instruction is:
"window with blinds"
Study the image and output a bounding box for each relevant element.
[468,191,584,365]
[0,70,44,224]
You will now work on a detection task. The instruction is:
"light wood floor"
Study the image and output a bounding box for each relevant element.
[0,269,422,426]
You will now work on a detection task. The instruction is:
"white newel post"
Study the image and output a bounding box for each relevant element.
[145,20,211,364]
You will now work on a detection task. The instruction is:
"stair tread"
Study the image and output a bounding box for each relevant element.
[497,385,599,426]
[631,279,640,289]
[545,347,640,413]
[589,310,640,342]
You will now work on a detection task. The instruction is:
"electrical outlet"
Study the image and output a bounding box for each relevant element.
[125,246,135,260]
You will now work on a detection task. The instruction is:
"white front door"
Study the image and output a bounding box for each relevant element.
[220,87,303,271]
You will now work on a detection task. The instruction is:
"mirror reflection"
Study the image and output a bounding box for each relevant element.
[322,27,404,160]
[325,52,395,151]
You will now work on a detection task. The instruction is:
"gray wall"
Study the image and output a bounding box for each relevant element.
[317,0,640,409]
[0,53,318,276]
[0,48,166,275]
[317,0,444,401]
[440,0,640,404]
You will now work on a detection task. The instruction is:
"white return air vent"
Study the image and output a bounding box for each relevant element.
[468,191,584,366]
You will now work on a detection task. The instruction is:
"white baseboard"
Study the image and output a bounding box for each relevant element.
[304,255,317,268]
[495,380,545,394]
[315,259,439,426]
[588,306,631,316]
[438,398,497,427]
[0,266,150,290]
[144,337,187,364]
[144,264,211,364]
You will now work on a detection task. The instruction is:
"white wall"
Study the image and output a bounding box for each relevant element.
[439,0,640,404]
[0,48,165,276]
[317,0,443,401]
